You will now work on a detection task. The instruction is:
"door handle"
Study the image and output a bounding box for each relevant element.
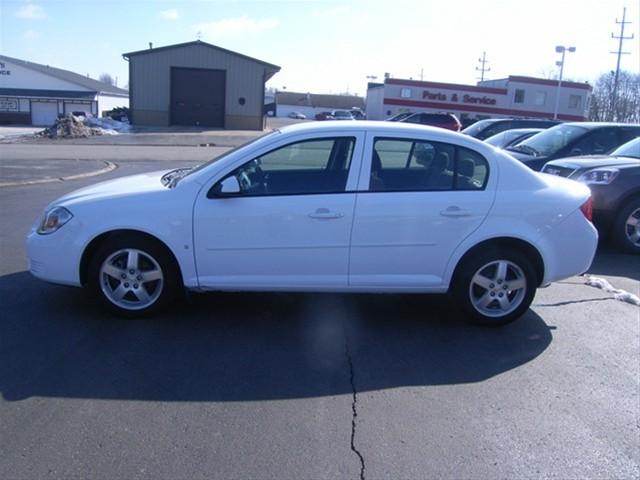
[308,208,344,219]
[440,206,472,217]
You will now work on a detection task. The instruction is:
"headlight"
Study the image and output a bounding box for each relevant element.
[577,168,619,185]
[38,207,73,235]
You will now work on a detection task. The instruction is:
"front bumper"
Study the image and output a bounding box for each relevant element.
[26,220,84,287]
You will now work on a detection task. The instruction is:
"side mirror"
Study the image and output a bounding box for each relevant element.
[569,148,583,156]
[210,176,240,197]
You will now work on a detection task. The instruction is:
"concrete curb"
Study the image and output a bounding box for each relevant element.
[0,160,118,188]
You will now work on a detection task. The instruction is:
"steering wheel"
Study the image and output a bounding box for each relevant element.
[238,171,252,191]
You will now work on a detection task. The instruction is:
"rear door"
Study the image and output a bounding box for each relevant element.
[349,133,496,289]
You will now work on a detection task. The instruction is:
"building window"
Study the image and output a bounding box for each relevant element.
[569,95,582,109]
[514,89,525,104]
[535,91,546,106]
[400,88,412,98]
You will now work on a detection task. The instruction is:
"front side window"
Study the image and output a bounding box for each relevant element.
[370,138,488,192]
[572,129,619,155]
[222,137,355,196]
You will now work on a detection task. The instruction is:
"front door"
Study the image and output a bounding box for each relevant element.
[193,134,364,289]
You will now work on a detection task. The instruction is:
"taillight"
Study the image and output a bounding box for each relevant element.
[580,197,593,222]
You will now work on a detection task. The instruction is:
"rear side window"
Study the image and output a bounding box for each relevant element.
[370,138,489,192]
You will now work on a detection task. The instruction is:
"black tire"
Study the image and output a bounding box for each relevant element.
[88,233,181,317]
[611,198,640,255]
[452,248,537,326]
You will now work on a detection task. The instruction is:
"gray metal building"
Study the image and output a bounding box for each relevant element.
[123,41,280,130]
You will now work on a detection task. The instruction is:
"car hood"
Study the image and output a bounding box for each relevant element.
[544,155,640,169]
[51,170,171,208]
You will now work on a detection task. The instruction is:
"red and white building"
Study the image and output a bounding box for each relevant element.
[366,76,591,123]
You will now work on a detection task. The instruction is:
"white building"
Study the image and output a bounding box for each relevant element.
[367,76,591,123]
[0,55,129,126]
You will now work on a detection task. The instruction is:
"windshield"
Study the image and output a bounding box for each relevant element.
[180,130,279,182]
[509,124,588,157]
[461,119,496,137]
[610,137,640,159]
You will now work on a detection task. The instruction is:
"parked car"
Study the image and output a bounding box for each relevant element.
[386,112,414,122]
[350,109,366,120]
[315,111,334,121]
[506,122,640,171]
[330,110,354,120]
[27,121,597,325]
[542,137,640,254]
[288,111,306,120]
[462,118,560,140]
[400,112,462,132]
[484,128,544,149]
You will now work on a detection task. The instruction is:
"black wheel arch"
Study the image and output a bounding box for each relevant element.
[451,237,545,289]
[79,229,184,287]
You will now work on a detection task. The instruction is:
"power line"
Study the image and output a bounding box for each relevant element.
[475,51,490,82]
[610,7,634,118]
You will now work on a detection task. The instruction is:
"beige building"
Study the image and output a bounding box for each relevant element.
[123,41,280,130]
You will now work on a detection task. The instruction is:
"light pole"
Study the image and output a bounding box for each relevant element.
[553,45,576,120]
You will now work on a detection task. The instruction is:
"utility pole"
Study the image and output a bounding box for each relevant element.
[610,7,634,119]
[475,51,490,82]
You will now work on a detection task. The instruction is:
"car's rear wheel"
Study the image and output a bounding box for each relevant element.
[88,234,180,317]
[612,198,640,254]
[453,249,537,326]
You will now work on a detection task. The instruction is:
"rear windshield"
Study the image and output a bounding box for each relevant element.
[461,119,499,137]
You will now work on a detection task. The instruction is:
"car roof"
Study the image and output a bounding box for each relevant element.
[560,122,640,129]
[275,120,486,148]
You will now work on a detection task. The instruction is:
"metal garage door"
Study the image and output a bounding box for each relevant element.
[31,102,58,126]
[171,67,225,128]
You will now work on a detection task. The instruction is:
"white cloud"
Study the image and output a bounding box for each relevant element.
[22,29,41,40]
[194,16,278,40]
[15,3,46,20]
[160,9,180,20]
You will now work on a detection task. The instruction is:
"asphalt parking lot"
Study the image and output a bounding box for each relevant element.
[0,140,639,479]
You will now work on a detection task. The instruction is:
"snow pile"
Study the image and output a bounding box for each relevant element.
[86,116,131,133]
[585,275,640,306]
[36,114,129,138]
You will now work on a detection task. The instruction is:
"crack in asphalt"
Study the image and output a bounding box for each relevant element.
[533,297,614,307]
[344,333,366,480]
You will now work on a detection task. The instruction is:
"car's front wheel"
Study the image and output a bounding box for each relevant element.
[612,198,640,254]
[88,234,180,317]
[453,249,537,326]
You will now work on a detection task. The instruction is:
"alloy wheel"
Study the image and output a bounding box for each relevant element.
[468,260,527,318]
[99,248,164,310]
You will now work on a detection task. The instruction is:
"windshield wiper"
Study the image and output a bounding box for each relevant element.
[509,144,540,156]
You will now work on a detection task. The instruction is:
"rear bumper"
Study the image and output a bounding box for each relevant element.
[536,208,598,284]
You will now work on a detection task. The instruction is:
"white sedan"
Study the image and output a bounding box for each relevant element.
[26,121,598,325]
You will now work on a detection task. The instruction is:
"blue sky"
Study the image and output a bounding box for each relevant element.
[1,0,638,95]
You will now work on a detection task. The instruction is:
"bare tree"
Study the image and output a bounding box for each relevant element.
[589,71,640,123]
[99,73,115,86]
